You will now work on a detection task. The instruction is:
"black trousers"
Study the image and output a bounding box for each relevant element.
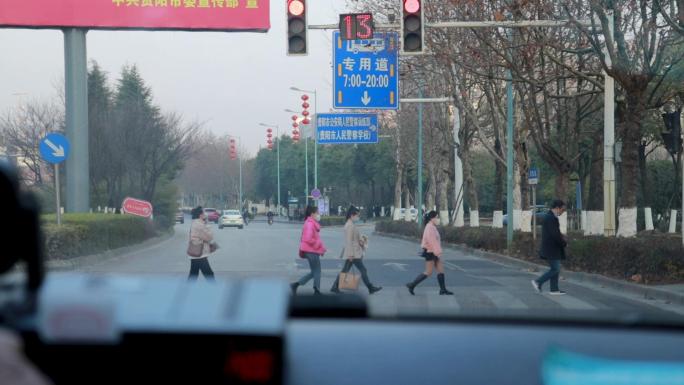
[331,259,373,290]
[188,258,215,281]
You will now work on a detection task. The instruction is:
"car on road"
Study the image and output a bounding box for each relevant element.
[175,210,184,224]
[503,205,547,226]
[204,208,220,224]
[219,209,244,229]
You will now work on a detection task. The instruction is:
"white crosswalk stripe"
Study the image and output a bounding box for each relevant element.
[481,290,529,310]
[545,294,597,310]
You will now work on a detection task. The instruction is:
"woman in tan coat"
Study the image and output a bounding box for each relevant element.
[330,206,382,294]
[187,206,216,281]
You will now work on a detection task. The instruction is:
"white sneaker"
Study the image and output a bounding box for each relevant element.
[549,291,566,296]
[531,280,541,293]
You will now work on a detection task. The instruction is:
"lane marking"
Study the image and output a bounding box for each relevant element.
[482,290,528,310]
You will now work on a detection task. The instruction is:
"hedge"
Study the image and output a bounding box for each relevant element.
[375,220,684,285]
[42,213,157,259]
[319,216,347,227]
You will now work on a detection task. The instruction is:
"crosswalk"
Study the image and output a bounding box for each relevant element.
[365,286,599,316]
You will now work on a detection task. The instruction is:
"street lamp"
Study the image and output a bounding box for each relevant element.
[259,123,281,215]
[227,134,243,210]
[290,86,318,190]
[285,109,310,198]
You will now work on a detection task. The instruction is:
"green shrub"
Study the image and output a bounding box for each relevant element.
[42,213,157,259]
[376,221,684,284]
[319,216,347,227]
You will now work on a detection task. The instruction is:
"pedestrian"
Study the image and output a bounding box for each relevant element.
[532,199,567,295]
[291,206,327,295]
[330,206,382,295]
[406,210,454,295]
[187,206,216,281]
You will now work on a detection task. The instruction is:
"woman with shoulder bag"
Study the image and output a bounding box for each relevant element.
[406,210,453,295]
[330,206,382,294]
[291,206,327,295]
[187,206,217,281]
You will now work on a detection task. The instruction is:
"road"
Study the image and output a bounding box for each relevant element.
[78,218,684,318]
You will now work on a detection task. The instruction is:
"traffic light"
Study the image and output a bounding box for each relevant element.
[401,0,424,54]
[661,110,682,155]
[287,0,307,55]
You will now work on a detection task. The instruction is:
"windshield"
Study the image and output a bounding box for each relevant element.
[2,0,683,325]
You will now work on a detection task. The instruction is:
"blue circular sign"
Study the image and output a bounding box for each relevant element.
[39,133,70,164]
[311,188,321,199]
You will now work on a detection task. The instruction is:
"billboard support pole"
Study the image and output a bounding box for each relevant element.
[64,28,89,213]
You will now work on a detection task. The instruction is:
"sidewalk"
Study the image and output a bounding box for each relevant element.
[375,231,684,307]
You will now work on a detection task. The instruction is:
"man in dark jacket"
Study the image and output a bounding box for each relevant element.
[532,199,567,295]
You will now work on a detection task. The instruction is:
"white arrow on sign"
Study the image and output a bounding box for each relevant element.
[44,139,65,158]
[361,91,372,106]
[383,262,408,271]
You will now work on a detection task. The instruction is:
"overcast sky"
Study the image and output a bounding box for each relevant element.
[0,1,349,155]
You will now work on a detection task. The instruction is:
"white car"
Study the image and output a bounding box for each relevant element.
[219,210,244,229]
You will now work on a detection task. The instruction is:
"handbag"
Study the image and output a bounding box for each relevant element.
[186,228,204,258]
[209,242,219,253]
[339,266,360,291]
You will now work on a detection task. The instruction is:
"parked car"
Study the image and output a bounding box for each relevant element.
[175,210,184,224]
[204,208,220,224]
[503,206,547,226]
[219,210,244,229]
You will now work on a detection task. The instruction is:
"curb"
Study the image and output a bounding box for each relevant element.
[46,231,175,271]
[374,231,684,307]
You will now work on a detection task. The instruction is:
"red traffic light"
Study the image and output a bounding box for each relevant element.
[288,0,304,16]
[404,0,420,13]
[301,95,309,101]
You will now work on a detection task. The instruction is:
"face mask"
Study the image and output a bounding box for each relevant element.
[313,214,321,221]
[352,216,360,223]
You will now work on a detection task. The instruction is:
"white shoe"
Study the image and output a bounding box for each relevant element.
[549,291,566,296]
[531,280,541,293]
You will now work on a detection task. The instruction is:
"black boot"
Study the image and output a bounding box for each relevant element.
[406,274,428,295]
[290,282,299,296]
[313,287,322,295]
[369,286,383,294]
[437,273,453,295]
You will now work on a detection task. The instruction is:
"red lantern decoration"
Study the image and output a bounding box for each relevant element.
[302,102,310,109]
[267,133,273,138]
[302,118,311,125]
[266,128,272,133]
[292,122,299,128]
[267,139,273,144]
[301,95,309,101]
[292,129,299,135]
[291,115,298,121]
[302,110,310,117]
[267,144,273,150]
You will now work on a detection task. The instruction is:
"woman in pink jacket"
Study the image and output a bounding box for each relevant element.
[406,210,453,295]
[291,206,327,295]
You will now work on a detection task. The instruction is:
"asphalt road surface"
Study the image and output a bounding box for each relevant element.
[77,218,684,319]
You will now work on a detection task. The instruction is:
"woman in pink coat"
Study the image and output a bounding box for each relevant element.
[291,206,327,295]
[406,210,453,295]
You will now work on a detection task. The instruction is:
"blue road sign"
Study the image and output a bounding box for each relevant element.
[317,113,378,144]
[333,31,399,109]
[528,167,539,185]
[39,133,70,164]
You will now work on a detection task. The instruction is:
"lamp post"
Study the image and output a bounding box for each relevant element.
[285,109,310,199]
[227,135,242,210]
[259,123,281,215]
[290,87,318,190]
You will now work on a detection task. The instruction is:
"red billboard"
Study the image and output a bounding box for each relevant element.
[0,0,269,31]
[122,197,153,218]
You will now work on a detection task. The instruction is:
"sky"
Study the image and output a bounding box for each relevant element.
[0,0,349,156]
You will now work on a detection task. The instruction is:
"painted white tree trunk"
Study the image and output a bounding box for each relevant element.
[439,211,449,226]
[492,211,503,228]
[521,210,532,232]
[513,210,522,231]
[644,207,654,231]
[470,210,480,227]
[584,211,604,236]
[558,212,568,235]
[581,211,587,231]
[669,209,678,233]
[617,207,638,237]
